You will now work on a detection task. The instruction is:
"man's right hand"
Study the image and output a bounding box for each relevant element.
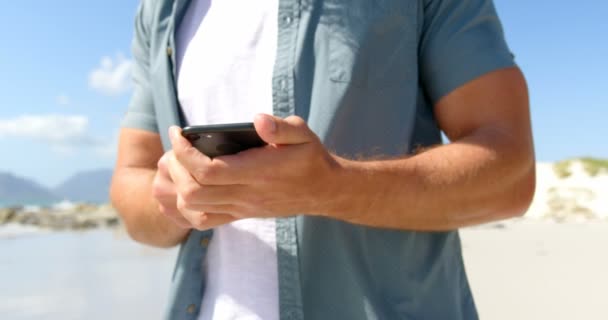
[111,129,190,247]
[112,128,237,247]
[152,151,192,229]
[153,150,239,231]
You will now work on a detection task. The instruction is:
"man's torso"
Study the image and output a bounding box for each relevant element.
[125,0,514,318]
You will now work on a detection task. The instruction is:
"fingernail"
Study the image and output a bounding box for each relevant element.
[264,114,277,133]
[169,126,179,140]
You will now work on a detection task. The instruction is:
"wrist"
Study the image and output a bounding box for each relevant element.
[315,156,372,223]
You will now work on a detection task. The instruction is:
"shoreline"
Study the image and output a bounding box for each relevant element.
[2,202,607,235]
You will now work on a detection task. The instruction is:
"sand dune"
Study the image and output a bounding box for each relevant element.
[527,160,608,221]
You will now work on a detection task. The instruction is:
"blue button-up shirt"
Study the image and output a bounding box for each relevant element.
[122,0,515,319]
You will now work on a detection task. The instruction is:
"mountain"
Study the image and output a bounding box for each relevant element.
[53,169,113,204]
[0,172,60,206]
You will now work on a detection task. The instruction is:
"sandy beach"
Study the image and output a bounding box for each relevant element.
[1,220,607,319]
[0,229,178,320]
[462,220,608,320]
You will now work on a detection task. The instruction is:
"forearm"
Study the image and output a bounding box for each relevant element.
[329,127,536,231]
[110,167,190,248]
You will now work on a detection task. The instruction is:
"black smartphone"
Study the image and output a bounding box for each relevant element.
[181,122,267,158]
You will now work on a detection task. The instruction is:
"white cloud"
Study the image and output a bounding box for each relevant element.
[56,94,70,106]
[0,115,104,149]
[88,54,133,96]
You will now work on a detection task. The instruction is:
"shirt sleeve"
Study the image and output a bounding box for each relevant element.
[120,1,159,133]
[419,0,516,104]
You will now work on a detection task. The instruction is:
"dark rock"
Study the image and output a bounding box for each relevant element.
[0,203,122,231]
[0,208,17,224]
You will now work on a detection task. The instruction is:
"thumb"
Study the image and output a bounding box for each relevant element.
[254,114,316,145]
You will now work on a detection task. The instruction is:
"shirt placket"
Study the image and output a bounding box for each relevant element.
[273,0,305,320]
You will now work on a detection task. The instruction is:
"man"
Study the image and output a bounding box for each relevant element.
[111,0,535,319]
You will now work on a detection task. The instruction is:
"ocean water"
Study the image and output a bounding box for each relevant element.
[0,229,178,320]
[1,200,91,209]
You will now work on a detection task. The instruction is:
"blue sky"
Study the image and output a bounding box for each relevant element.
[0,1,606,187]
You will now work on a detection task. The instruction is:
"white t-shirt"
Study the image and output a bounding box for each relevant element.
[175,0,279,319]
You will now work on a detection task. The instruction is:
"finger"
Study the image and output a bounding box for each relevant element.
[182,184,248,206]
[158,203,191,228]
[254,114,317,146]
[196,213,238,230]
[181,209,237,231]
[157,151,173,179]
[167,151,203,198]
[169,126,236,185]
[168,153,248,208]
[182,204,243,216]
[152,171,177,200]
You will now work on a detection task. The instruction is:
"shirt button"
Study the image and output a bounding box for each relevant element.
[285,309,300,320]
[186,304,197,314]
[200,237,210,248]
[279,79,288,91]
[283,15,293,25]
[166,46,173,57]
